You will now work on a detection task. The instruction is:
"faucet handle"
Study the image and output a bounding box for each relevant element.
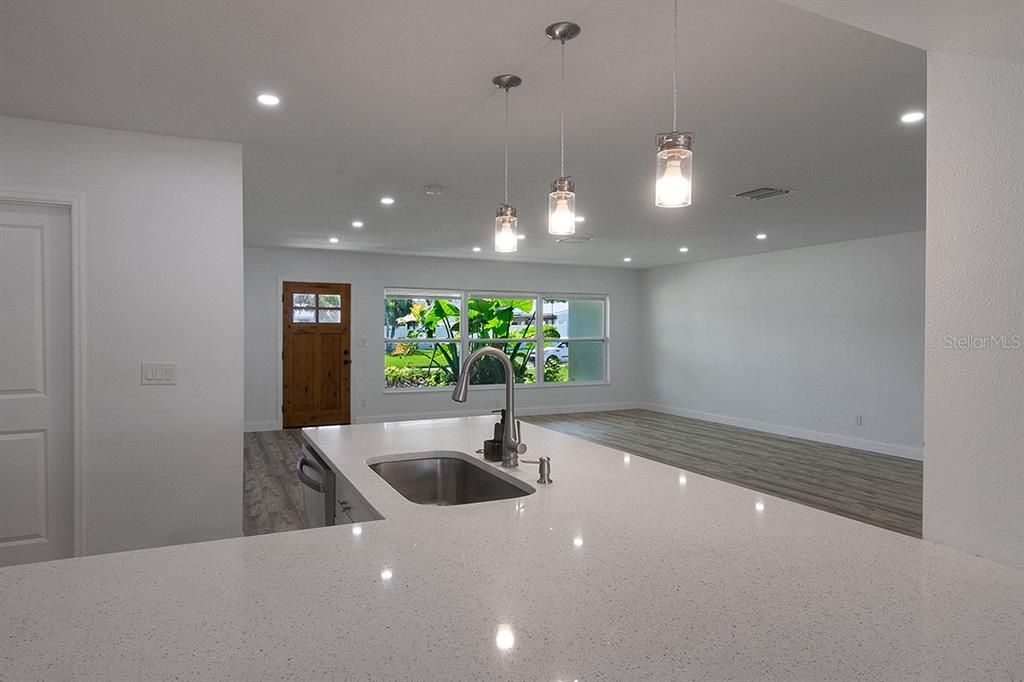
[513,420,527,454]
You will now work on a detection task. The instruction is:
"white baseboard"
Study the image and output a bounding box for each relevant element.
[639,403,923,461]
[353,401,641,426]
[244,420,281,433]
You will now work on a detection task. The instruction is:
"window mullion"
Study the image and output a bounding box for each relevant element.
[460,293,469,380]
[536,293,544,384]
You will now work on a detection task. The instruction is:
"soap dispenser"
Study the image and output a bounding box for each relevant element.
[483,409,506,461]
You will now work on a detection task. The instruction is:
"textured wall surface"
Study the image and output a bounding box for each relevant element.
[924,7,1024,567]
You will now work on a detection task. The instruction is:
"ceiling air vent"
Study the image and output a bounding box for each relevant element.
[733,187,790,200]
[554,235,593,244]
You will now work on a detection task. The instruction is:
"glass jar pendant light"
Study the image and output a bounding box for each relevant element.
[494,204,519,252]
[492,74,522,253]
[655,0,694,208]
[545,21,581,235]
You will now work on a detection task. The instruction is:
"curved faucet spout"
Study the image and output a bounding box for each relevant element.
[451,347,526,467]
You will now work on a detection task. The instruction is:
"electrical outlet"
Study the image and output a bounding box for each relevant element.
[855,414,863,426]
[141,362,177,385]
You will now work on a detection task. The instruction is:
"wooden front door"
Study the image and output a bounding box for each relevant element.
[282,282,351,428]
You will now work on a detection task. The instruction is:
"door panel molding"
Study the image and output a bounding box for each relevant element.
[0,431,47,545]
[0,222,45,394]
[0,187,87,558]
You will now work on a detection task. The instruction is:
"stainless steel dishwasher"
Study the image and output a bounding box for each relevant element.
[295,445,336,527]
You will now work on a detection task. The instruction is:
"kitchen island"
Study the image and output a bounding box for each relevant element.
[2,416,1022,680]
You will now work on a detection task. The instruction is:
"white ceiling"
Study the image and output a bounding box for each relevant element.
[782,0,1022,49]
[0,0,927,268]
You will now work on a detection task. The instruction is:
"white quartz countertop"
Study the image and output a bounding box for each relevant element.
[2,416,1022,681]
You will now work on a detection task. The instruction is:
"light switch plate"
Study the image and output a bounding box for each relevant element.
[141,362,177,385]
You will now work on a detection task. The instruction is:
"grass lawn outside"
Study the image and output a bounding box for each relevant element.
[385,352,444,369]
[386,352,571,382]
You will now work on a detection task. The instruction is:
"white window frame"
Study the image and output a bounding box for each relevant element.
[384,288,610,393]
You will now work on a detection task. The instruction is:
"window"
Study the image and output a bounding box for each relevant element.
[292,292,343,324]
[467,296,539,386]
[384,289,607,390]
[384,290,462,389]
[538,298,607,383]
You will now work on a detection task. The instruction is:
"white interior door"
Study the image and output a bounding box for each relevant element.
[0,202,73,566]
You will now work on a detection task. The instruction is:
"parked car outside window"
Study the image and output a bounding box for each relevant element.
[528,341,569,365]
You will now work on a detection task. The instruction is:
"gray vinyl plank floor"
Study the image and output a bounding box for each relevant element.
[522,409,923,537]
[243,409,922,538]
[243,430,307,535]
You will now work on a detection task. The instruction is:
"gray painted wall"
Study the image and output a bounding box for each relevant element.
[640,231,925,459]
[244,247,644,429]
[0,116,244,556]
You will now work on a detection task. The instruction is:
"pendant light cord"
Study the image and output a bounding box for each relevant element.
[672,0,678,132]
[504,86,510,205]
[560,39,566,177]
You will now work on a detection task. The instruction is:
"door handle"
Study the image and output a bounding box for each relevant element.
[295,455,324,492]
[343,360,351,365]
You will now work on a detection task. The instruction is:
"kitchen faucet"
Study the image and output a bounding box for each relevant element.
[451,347,526,467]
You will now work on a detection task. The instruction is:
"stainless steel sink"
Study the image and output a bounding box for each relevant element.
[368,451,534,506]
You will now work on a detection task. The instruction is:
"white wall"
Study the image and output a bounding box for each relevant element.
[924,8,1024,568]
[0,116,244,556]
[244,247,643,429]
[640,231,925,459]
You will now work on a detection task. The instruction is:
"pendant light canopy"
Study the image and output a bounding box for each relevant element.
[492,74,522,253]
[655,0,694,208]
[545,21,581,236]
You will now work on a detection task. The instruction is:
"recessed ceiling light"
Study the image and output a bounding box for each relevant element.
[495,625,515,651]
[755,501,765,512]
[472,246,481,252]
[517,233,526,240]
[756,233,767,240]
[901,111,925,123]
[623,257,632,262]
[575,215,586,223]
[351,220,364,228]
[380,568,393,581]
[379,196,395,205]
[256,93,280,107]
[328,237,339,244]
[679,246,689,253]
